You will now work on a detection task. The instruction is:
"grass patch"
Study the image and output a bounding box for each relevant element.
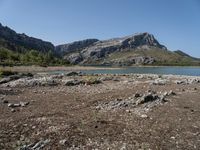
[82,75,101,85]
[0,69,18,77]
[104,47,200,66]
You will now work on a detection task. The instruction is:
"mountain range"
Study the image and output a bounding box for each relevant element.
[0,23,199,66]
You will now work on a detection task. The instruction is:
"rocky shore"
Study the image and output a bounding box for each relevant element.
[0,71,200,149]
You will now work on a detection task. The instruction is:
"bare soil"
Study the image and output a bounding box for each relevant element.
[0,74,200,149]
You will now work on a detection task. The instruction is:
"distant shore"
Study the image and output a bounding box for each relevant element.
[0,65,121,73]
[1,65,200,72]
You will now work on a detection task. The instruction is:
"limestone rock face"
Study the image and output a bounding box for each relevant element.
[64,53,83,64]
[57,32,167,65]
[56,39,99,55]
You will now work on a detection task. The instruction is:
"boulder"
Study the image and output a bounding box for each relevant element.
[136,93,159,105]
[64,79,82,86]
[65,71,79,76]
[152,79,168,85]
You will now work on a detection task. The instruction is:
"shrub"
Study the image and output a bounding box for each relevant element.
[82,75,101,85]
[0,69,17,77]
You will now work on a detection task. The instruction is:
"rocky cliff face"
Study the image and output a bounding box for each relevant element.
[0,23,54,53]
[57,32,167,65]
[55,39,99,55]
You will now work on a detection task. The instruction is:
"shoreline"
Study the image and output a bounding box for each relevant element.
[0,65,200,77]
[0,65,122,73]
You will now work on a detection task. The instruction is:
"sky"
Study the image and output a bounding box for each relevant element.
[0,0,200,57]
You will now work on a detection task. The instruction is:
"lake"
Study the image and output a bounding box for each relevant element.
[50,66,200,76]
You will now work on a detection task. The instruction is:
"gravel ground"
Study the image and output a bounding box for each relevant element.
[0,73,200,149]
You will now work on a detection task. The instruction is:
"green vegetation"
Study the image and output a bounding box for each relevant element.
[0,23,68,66]
[0,47,69,66]
[0,69,17,78]
[106,47,200,66]
[82,75,101,85]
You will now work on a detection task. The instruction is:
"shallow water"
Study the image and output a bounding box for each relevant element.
[51,66,200,76]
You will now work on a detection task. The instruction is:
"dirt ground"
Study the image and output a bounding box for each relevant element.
[0,74,200,150]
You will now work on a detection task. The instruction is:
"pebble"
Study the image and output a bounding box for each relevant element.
[0,97,5,100]
[19,139,50,150]
[13,103,21,107]
[7,102,29,108]
[171,136,176,140]
[134,93,141,98]
[11,109,16,112]
[141,114,148,118]
[3,100,8,103]
[20,101,29,107]
[8,103,14,107]
[59,139,68,145]
[168,90,176,95]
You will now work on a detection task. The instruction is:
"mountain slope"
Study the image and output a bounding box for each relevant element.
[0,23,66,65]
[0,23,54,53]
[57,33,200,66]
[104,48,200,66]
[56,39,99,55]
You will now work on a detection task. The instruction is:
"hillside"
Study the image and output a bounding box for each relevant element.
[0,23,64,66]
[57,33,200,66]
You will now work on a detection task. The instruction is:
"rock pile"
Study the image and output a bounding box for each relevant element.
[18,139,50,150]
[95,90,176,115]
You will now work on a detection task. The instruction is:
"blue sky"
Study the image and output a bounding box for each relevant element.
[0,0,200,57]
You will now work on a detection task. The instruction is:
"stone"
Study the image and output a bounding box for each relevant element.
[64,79,82,86]
[3,100,8,103]
[1,76,59,87]
[51,75,64,79]
[163,92,168,96]
[8,103,14,108]
[153,79,167,85]
[65,71,79,76]
[136,92,161,105]
[0,75,20,84]
[175,80,185,85]
[134,93,141,98]
[160,95,166,102]
[19,139,50,150]
[11,109,16,112]
[8,102,29,108]
[168,90,176,96]
[20,102,29,107]
[141,114,148,118]
[13,103,21,107]
[59,139,68,145]
[138,94,155,104]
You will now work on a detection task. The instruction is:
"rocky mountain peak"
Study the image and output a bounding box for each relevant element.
[120,32,167,49]
[58,32,168,65]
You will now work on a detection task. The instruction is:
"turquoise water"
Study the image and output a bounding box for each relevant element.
[51,66,200,76]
